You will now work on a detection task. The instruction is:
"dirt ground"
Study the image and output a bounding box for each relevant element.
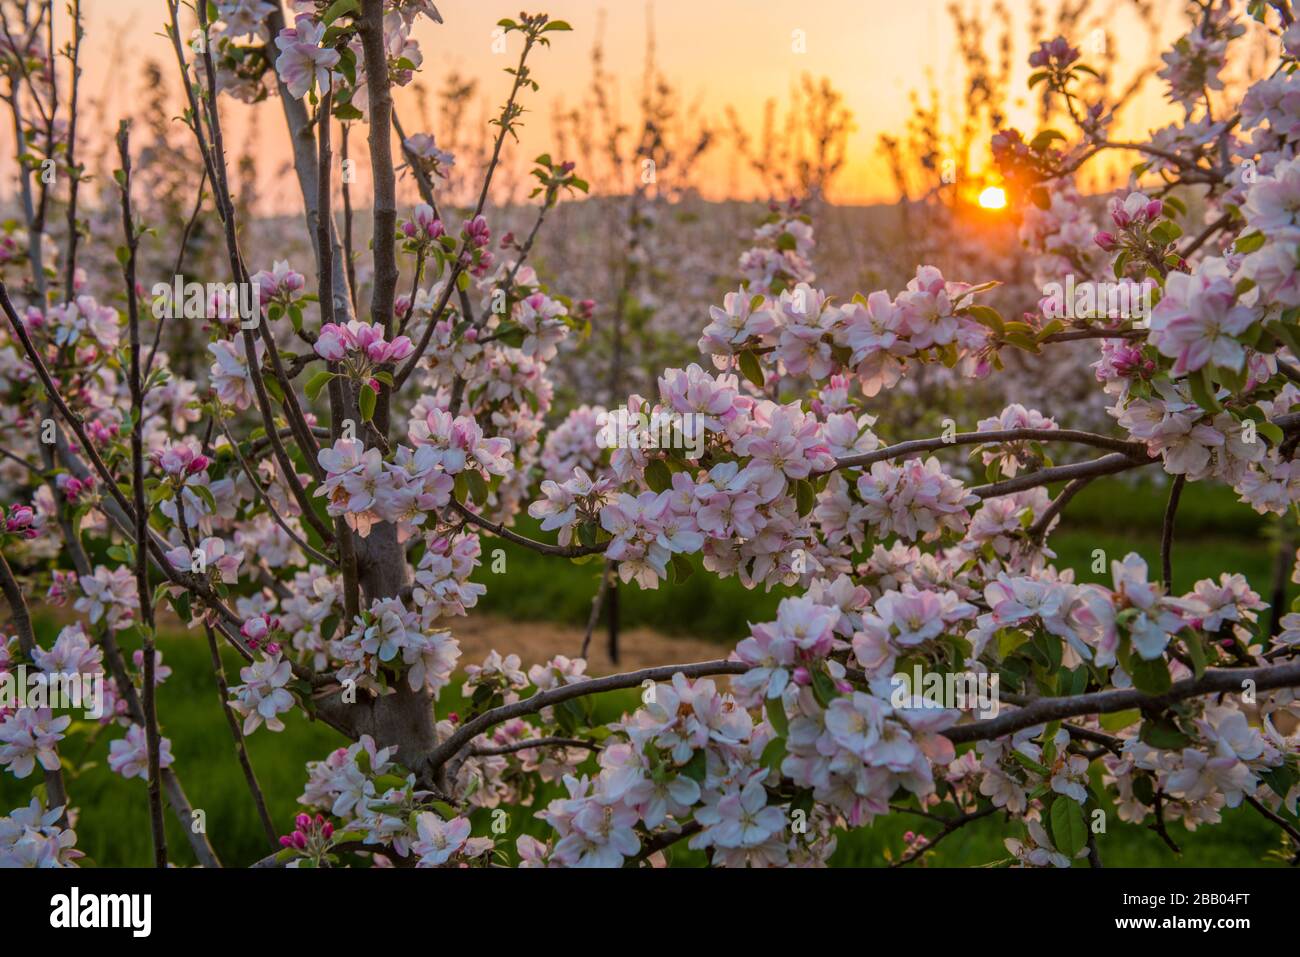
[453,612,728,675]
[136,602,727,676]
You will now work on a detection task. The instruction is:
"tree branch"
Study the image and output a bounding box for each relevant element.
[426,659,749,773]
[943,661,1300,744]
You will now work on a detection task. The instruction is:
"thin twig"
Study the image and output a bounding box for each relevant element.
[1161,474,1186,592]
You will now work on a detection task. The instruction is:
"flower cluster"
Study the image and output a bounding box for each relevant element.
[330,596,459,696]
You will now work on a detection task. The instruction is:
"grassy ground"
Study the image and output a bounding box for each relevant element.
[2,476,1291,867]
[476,475,1284,638]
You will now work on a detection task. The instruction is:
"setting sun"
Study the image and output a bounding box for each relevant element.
[977,186,1007,210]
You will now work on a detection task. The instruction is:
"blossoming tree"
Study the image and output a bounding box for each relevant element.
[1,0,1300,868]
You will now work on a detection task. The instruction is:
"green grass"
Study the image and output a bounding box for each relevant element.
[478,476,1286,641]
[1061,475,1270,537]
[2,477,1291,867]
[476,518,795,639]
[9,631,1285,868]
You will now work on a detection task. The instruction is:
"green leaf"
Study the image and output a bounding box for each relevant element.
[1265,319,1300,356]
[1234,230,1266,254]
[359,383,377,421]
[1010,749,1050,777]
[810,668,837,708]
[320,0,360,24]
[1099,708,1140,732]
[738,350,765,388]
[1128,655,1172,695]
[305,371,335,402]
[1182,630,1208,679]
[964,304,1005,335]
[170,590,192,624]
[759,737,786,773]
[669,553,693,583]
[1112,249,1129,279]
[795,478,815,517]
[1257,420,1284,447]
[681,749,707,782]
[1049,797,1087,859]
[997,629,1028,659]
[1139,716,1193,750]
[765,696,789,736]
[1188,366,1221,413]
[465,469,488,503]
[643,459,672,493]
[191,483,217,514]
[1260,764,1298,801]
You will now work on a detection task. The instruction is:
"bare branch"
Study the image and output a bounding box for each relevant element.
[943,661,1300,744]
[833,428,1149,473]
[427,659,749,772]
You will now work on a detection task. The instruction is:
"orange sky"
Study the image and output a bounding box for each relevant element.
[21,0,1193,210]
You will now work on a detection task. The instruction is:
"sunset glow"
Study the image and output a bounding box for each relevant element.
[0,0,1191,213]
[977,186,1007,210]
[0,0,1289,884]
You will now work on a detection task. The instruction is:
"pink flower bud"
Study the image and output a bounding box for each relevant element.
[1094,231,1117,251]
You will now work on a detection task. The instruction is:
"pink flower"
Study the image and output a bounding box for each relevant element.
[228,653,295,734]
[411,813,473,866]
[401,203,445,242]
[274,16,339,99]
[403,133,455,170]
[252,260,306,307]
[0,708,70,778]
[1148,265,1256,374]
[3,504,39,539]
[462,215,491,248]
[107,725,174,780]
[700,287,778,354]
